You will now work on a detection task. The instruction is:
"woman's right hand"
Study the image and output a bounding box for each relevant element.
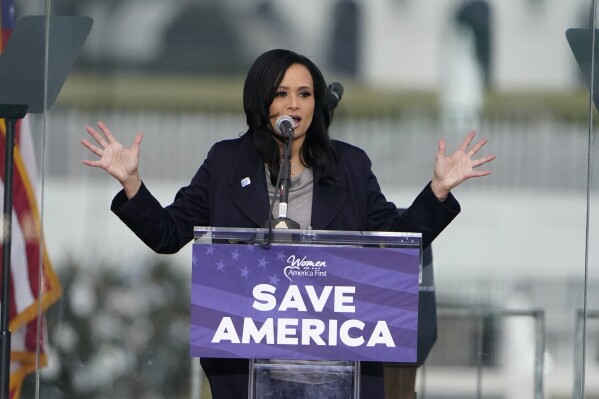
[81,121,143,199]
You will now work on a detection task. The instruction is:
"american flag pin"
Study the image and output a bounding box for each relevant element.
[241,177,251,187]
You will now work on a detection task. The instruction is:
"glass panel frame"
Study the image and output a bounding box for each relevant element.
[22,1,599,398]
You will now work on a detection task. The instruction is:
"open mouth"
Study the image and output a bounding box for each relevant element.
[289,115,302,128]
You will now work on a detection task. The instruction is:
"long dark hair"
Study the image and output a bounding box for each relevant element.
[243,49,337,186]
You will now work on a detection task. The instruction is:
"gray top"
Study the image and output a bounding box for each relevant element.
[266,167,314,229]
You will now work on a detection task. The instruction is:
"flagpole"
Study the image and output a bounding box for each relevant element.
[0,104,27,399]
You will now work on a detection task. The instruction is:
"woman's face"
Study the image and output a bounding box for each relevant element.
[268,63,315,144]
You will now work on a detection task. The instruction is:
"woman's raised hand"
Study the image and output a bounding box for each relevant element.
[430,130,496,199]
[81,121,143,199]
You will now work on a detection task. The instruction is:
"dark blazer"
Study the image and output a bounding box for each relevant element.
[112,132,460,398]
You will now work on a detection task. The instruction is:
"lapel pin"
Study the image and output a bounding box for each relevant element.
[241,177,251,187]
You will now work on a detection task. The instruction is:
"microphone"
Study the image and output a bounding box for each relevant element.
[265,115,300,231]
[275,115,294,139]
[328,82,344,111]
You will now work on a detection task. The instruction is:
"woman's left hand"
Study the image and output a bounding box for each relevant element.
[430,130,496,199]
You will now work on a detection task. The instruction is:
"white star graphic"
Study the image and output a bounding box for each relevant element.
[269,274,280,285]
[257,257,269,268]
[231,250,240,260]
[240,266,250,278]
[216,261,225,271]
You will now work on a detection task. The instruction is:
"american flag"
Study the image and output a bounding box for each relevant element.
[0,1,62,398]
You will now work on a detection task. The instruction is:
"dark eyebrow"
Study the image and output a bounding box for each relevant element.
[277,85,313,90]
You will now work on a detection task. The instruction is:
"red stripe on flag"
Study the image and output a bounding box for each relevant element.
[1,28,11,48]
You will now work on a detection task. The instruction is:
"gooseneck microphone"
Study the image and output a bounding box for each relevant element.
[265,116,301,231]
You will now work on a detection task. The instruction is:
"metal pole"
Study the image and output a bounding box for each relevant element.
[0,118,17,399]
[475,315,484,399]
[0,105,27,399]
[573,309,584,399]
[533,310,545,399]
[190,357,203,399]
[419,364,426,399]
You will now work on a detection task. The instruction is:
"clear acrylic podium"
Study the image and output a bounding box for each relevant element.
[192,227,422,399]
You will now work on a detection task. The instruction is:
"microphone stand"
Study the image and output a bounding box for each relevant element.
[265,135,300,231]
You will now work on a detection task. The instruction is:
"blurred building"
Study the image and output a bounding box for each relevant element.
[45,0,590,90]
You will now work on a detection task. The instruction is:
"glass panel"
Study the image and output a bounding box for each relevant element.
[194,226,422,247]
[22,1,597,398]
[564,4,599,398]
[0,1,63,399]
[249,359,359,399]
[585,3,599,398]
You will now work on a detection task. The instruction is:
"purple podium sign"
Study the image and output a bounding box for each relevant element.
[190,242,420,362]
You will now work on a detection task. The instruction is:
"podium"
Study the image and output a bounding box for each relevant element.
[191,227,422,398]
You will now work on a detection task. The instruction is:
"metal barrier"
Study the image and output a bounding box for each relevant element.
[420,307,546,399]
[573,309,599,398]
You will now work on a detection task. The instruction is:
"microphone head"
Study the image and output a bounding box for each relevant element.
[328,82,344,100]
[328,82,344,111]
[275,115,295,138]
